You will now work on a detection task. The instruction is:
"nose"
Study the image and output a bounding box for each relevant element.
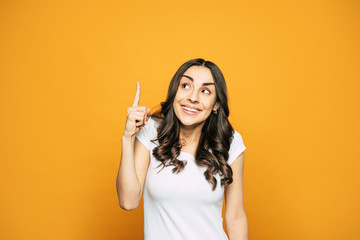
[187,89,199,103]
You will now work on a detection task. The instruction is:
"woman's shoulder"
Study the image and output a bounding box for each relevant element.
[231,129,245,146]
[228,129,246,164]
[147,115,161,130]
[138,115,162,139]
[135,116,161,150]
[232,129,243,141]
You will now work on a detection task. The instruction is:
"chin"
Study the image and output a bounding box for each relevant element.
[175,110,209,127]
[179,119,201,126]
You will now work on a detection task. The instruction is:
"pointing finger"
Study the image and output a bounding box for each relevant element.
[132,81,140,107]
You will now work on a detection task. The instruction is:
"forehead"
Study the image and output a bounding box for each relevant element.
[182,66,214,83]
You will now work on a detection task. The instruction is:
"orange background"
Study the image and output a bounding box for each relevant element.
[1,0,359,239]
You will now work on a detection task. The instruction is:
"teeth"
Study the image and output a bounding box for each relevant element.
[182,106,199,112]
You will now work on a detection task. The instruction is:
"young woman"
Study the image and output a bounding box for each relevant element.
[116,58,248,240]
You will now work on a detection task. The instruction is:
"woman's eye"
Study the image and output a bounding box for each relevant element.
[182,83,190,89]
[202,89,211,94]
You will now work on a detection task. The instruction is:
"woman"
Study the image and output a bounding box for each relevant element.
[116,58,248,240]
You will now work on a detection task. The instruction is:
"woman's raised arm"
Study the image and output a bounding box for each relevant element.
[116,81,152,211]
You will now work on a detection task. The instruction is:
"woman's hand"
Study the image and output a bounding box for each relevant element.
[123,81,152,138]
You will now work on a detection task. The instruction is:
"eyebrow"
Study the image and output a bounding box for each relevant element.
[182,74,215,86]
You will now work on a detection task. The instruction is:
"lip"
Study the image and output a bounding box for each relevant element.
[181,104,202,115]
[181,104,201,111]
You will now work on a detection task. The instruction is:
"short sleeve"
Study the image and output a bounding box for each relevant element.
[227,130,246,165]
[135,117,157,150]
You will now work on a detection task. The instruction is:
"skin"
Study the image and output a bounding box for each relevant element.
[116,66,248,239]
[225,151,249,240]
[172,66,219,155]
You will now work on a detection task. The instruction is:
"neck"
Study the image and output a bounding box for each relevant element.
[179,122,204,146]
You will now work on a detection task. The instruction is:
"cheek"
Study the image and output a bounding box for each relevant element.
[174,90,187,102]
[173,92,183,109]
[202,96,217,109]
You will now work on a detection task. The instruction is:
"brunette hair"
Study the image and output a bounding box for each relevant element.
[151,58,235,190]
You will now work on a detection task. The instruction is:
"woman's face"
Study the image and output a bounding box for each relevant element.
[173,66,219,128]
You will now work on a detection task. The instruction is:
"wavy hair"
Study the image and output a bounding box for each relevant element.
[151,58,235,191]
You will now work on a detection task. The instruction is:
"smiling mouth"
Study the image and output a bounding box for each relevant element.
[181,105,202,113]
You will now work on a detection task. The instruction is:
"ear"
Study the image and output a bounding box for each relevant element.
[213,102,220,111]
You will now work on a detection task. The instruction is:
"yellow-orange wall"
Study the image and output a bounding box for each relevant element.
[1,0,359,239]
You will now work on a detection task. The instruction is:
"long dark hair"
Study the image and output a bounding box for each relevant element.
[151,58,235,191]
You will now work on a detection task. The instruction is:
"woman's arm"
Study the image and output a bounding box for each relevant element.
[117,137,150,210]
[116,82,152,211]
[224,152,249,240]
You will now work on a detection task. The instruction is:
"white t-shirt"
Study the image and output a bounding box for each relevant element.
[136,117,246,240]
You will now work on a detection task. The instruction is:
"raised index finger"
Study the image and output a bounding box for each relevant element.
[132,81,140,107]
